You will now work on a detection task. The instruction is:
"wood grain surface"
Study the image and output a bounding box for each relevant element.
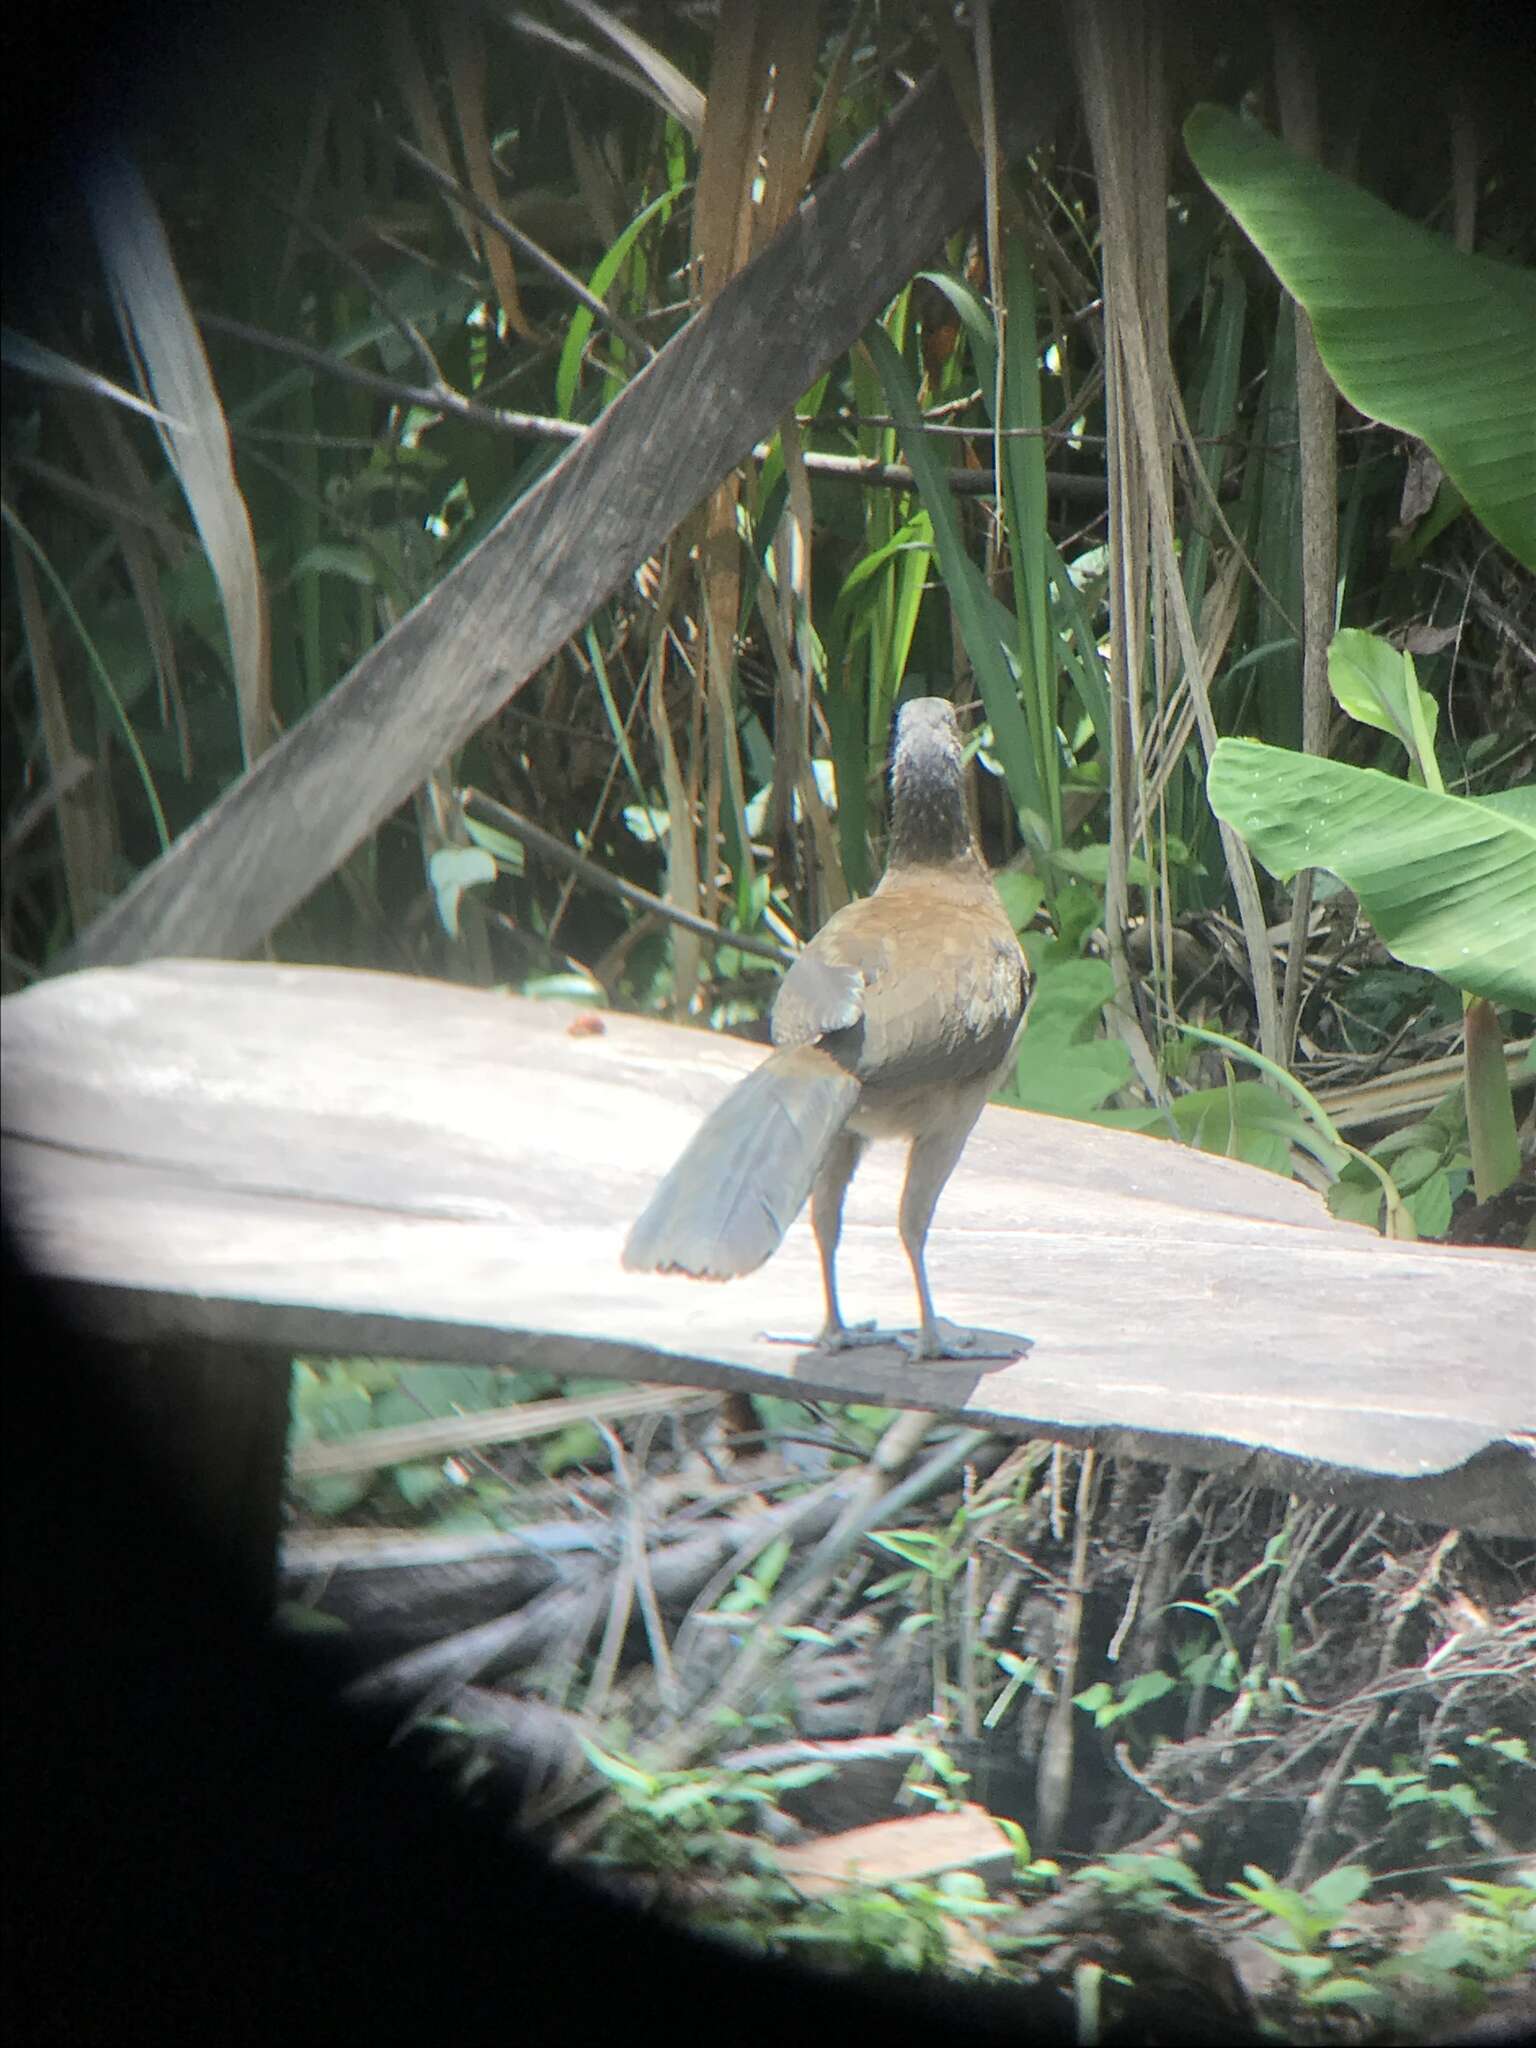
[4,961,1531,1534]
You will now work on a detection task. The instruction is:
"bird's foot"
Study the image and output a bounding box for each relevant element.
[901,1320,1031,1363]
[762,1320,1029,1363]
[817,1319,899,1353]
[761,1318,887,1351]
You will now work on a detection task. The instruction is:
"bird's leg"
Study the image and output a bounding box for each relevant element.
[898,1116,980,1359]
[811,1132,873,1349]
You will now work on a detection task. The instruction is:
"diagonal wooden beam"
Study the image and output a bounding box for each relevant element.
[63,47,1071,971]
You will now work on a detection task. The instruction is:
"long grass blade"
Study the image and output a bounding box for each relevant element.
[865,324,1051,852]
[3,500,169,854]
[88,153,271,765]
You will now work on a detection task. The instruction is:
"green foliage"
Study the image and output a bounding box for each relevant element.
[555,185,683,420]
[1161,1526,1309,1730]
[1208,739,1536,1012]
[1230,1864,1380,2009]
[867,1498,1010,1669]
[865,319,1055,856]
[6,10,1527,1271]
[1348,1731,1533,1854]
[1328,629,1442,777]
[718,1535,793,1616]
[581,1739,830,1843]
[1072,1852,1209,1913]
[1211,622,1532,1210]
[1073,1670,1177,1730]
[982,1651,1052,1730]
[1227,1862,1536,2019]
[287,1356,558,1517]
[1007,956,1132,1117]
[575,1730,1053,1980]
[1184,105,1536,566]
[1327,1080,1470,1236]
[780,1867,1016,1977]
[1430,1879,1536,1983]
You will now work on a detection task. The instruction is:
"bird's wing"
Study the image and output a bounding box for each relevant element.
[770,864,1026,1093]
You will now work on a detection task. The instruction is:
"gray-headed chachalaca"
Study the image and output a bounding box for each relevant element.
[623,697,1028,1359]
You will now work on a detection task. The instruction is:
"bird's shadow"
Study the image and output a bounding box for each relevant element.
[763,1322,1031,1387]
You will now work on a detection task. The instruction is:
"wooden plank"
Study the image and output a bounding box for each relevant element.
[3,962,1532,1536]
[773,1804,1015,1896]
[58,48,1069,973]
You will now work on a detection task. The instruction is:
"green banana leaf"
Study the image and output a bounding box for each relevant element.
[1207,739,1536,1009]
[1184,105,1536,569]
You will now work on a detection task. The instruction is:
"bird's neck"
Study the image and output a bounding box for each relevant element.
[885,735,976,869]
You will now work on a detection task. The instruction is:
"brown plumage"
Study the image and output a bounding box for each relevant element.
[623,697,1028,1358]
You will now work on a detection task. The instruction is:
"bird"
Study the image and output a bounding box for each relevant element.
[623,696,1029,1359]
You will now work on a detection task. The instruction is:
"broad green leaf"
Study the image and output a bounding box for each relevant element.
[1184,106,1536,567]
[1099,1078,1334,1178]
[1052,842,1154,888]
[1387,1146,1443,1194]
[1329,1180,1385,1230]
[1306,1980,1381,2010]
[1010,1039,1131,1117]
[995,870,1045,934]
[1208,739,1536,1008]
[295,1472,373,1517]
[1405,1169,1453,1239]
[1021,956,1117,1038]
[1007,953,1132,1115]
[376,1364,524,1423]
[1479,786,1536,828]
[1328,629,1438,766]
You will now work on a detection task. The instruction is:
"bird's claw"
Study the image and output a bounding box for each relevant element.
[760,1319,897,1353]
[816,1319,890,1353]
[763,1319,1028,1363]
[904,1320,1030,1362]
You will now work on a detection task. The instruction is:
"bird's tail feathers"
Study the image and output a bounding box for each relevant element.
[623,1045,857,1279]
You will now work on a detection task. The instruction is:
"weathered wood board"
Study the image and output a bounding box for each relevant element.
[3,961,1532,1535]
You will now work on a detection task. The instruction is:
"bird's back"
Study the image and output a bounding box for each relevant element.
[772,855,1027,1116]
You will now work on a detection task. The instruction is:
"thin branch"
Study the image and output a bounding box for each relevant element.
[249,171,450,395]
[457,785,794,965]
[385,130,657,366]
[769,448,1111,500]
[208,311,1116,503]
[198,310,582,442]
